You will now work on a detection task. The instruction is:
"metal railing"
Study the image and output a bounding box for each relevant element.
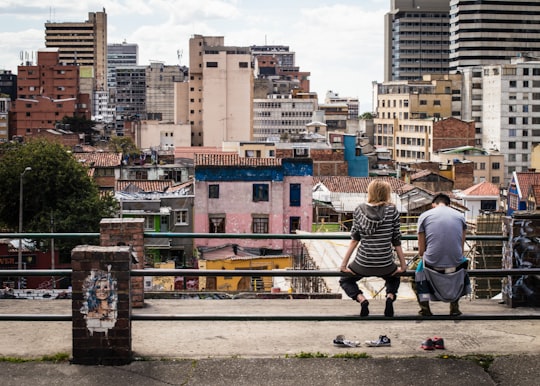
[1,232,539,321]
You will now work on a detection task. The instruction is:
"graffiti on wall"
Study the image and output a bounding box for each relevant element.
[80,266,117,335]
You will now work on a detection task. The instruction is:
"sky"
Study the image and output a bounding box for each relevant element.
[0,0,387,112]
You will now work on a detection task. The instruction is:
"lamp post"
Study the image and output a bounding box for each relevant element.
[18,167,31,288]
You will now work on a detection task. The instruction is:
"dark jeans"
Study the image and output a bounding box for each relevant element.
[339,274,400,301]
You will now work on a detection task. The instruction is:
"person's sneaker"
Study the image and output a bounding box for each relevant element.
[432,337,445,349]
[384,297,394,317]
[333,335,360,347]
[365,335,391,347]
[421,338,435,350]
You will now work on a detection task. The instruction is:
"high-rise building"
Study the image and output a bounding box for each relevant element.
[480,57,540,182]
[146,62,186,123]
[45,9,107,91]
[10,48,90,139]
[253,96,317,142]
[107,41,138,89]
[0,70,17,101]
[449,0,540,72]
[0,95,10,142]
[384,0,450,81]
[186,35,253,147]
[114,65,146,135]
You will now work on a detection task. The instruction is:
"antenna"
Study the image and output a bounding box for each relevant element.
[177,49,183,65]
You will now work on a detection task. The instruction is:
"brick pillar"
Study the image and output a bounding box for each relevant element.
[100,218,144,308]
[71,245,132,365]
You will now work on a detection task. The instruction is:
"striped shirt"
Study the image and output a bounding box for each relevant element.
[350,203,402,271]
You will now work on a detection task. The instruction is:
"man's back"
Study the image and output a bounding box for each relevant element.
[417,205,466,268]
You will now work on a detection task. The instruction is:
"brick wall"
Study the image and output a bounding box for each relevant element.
[99,218,145,308]
[71,245,132,365]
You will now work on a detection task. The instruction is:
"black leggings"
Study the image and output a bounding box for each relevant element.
[339,274,400,301]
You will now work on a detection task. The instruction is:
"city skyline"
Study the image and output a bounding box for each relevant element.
[0,0,386,113]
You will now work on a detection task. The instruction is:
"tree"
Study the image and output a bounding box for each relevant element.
[60,116,96,135]
[360,112,374,119]
[108,136,140,159]
[0,140,118,258]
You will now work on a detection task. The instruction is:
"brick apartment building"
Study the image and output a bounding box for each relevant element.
[9,48,91,140]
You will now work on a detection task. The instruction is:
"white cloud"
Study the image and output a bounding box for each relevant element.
[0,0,386,111]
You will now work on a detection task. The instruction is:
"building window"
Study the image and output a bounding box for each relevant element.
[135,170,148,179]
[175,210,189,225]
[479,162,486,170]
[492,176,500,184]
[144,216,155,230]
[289,217,301,234]
[253,184,269,202]
[509,142,516,149]
[206,62,218,68]
[209,184,219,199]
[509,80,517,88]
[289,183,301,207]
[252,215,269,233]
[209,215,225,233]
[239,62,248,68]
[492,162,500,170]
[480,200,497,211]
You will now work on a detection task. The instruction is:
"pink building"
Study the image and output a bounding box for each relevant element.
[194,153,313,256]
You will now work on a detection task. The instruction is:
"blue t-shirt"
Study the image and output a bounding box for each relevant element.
[417,205,466,268]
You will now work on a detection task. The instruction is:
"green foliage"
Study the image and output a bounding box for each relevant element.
[0,353,70,363]
[359,112,374,119]
[108,136,140,158]
[332,352,370,359]
[0,139,117,236]
[61,116,96,135]
[292,351,329,358]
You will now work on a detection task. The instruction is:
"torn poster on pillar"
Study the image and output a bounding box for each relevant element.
[80,266,118,335]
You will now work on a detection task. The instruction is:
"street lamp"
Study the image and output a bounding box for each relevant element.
[18,167,32,287]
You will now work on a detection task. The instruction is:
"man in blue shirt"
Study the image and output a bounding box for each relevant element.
[416,193,468,316]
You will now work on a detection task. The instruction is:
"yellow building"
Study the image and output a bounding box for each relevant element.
[152,261,175,291]
[199,255,293,292]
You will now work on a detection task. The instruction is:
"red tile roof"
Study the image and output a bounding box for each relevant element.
[460,181,500,196]
[116,180,173,193]
[515,172,540,198]
[175,147,231,160]
[313,176,411,194]
[72,152,122,167]
[410,169,432,180]
[195,153,282,167]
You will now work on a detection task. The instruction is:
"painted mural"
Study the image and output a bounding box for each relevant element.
[80,266,118,335]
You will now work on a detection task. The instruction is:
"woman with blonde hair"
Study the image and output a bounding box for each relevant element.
[339,179,407,317]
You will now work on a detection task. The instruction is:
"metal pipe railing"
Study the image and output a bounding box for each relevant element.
[2,231,536,323]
